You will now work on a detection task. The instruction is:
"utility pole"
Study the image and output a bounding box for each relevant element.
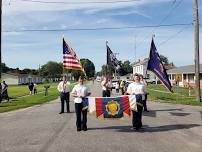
[0,0,2,80]
[194,0,201,102]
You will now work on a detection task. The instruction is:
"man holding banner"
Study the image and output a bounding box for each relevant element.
[71,76,91,132]
[127,74,147,130]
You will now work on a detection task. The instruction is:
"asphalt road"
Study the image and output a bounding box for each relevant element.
[0,81,202,152]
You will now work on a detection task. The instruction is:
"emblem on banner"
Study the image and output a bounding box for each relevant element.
[105,100,120,116]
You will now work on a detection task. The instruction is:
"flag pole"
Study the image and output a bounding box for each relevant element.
[106,40,108,77]
[62,36,65,76]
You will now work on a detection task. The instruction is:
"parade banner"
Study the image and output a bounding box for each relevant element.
[82,95,137,119]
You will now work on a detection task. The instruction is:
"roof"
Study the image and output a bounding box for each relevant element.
[3,72,41,77]
[132,58,148,66]
[167,64,202,74]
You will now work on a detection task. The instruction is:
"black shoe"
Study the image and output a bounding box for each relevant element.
[131,126,140,130]
[77,128,81,132]
[67,111,70,113]
[130,127,139,130]
[130,127,136,130]
[83,128,87,131]
[59,112,64,114]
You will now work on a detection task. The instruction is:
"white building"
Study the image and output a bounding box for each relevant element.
[2,73,42,85]
[132,58,156,83]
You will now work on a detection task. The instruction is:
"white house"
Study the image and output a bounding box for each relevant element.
[2,73,42,85]
[132,58,156,83]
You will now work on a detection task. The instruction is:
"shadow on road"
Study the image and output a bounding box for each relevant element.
[169,112,191,117]
[88,124,200,133]
[142,108,184,118]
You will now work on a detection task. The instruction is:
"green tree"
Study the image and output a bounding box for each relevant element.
[160,55,169,64]
[40,61,63,78]
[63,58,95,80]
[122,60,133,74]
[71,70,83,81]
[100,64,114,76]
[80,58,95,78]
[1,63,9,73]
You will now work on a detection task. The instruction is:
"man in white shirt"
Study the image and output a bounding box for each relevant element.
[101,76,111,97]
[127,74,147,130]
[57,75,70,114]
[71,76,91,131]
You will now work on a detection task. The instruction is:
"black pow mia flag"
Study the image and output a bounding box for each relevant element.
[107,45,121,70]
[106,44,127,75]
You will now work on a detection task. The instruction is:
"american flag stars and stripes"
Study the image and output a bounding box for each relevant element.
[63,38,85,72]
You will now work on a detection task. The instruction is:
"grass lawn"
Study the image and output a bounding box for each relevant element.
[147,84,202,106]
[8,82,59,98]
[0,83,75,113]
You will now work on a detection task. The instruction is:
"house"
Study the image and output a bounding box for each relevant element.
[132,58,175,83]
[2,73,42,85]
[167,64,202,87]
[119,73,133,81]
[132,58,156,82]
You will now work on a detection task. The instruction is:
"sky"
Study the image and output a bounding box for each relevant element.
[2,0,202,72]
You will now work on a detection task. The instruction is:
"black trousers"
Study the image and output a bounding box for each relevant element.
[132,105,143,129]
[121,88,125,95]
[143,94,148,111]
[102,90,110,97]
[60,92,70,112]
[2,90,9,101]
[75,103,87,129]
[132,94,143,129]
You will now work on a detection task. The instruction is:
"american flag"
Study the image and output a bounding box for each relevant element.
[63,38,85,73]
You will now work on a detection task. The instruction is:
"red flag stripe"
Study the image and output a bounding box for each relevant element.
[63,56,75,60]
[63,66,83,70]
[122,96,131,116]
[63,61,80,64]
[95,98,104,118]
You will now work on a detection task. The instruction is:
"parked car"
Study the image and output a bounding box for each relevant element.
[112,80,119,89]
[96,76,102,82]
[146,79,156,84]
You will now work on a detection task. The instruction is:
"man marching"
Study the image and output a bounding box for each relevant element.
[71,76,91,131]
[57,75,70,114]
[101,76,112,97]
[127,74,147,130]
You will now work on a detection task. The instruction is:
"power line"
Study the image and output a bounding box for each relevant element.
[15,0,141,4]
[3,23,192,32]
[158,24,192,47]
[157,0,184,26]
[135,0,184,51]
[136,23,192,60]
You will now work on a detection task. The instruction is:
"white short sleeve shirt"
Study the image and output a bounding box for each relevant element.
[71,84,91,103]
[127,82,146,95]
[57,81,70,93]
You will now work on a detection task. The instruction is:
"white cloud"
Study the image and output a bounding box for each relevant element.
[4,0,172,15]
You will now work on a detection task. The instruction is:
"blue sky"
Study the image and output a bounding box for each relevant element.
[2,0,202,71]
